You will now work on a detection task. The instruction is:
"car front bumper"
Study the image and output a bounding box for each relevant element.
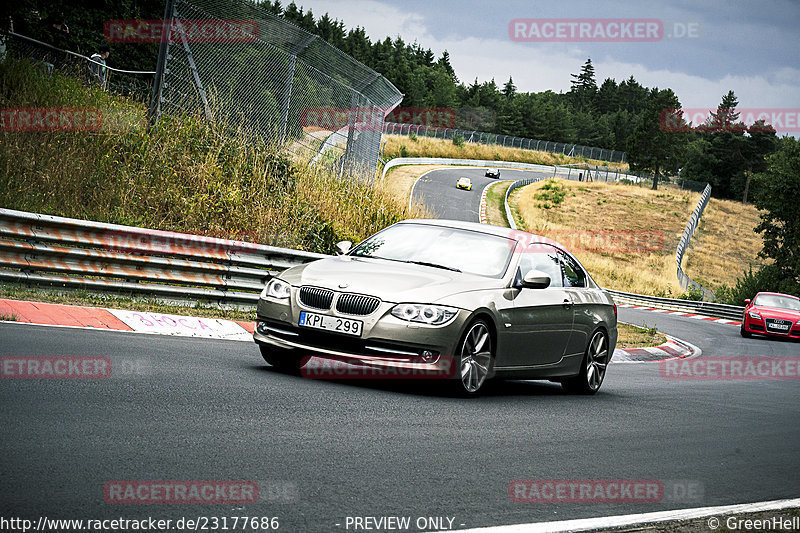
[743,315,800,339]
[253,295,472,376]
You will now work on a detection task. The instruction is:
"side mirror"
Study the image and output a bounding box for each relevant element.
[520,269,551,289]
[335,241,352,255]
[744,299,751,306]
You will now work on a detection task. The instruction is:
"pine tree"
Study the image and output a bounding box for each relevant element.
[502,76,516,99]
[437,51,457,83]
[707,90,741,132]
[569,58,597,111]
[627,88,686,190]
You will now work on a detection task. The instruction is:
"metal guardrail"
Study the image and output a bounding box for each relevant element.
[604,289,744,321]
[0,208,326,309]
[504,177,543,230]
[0,208,742,319]
[676,184,714,300]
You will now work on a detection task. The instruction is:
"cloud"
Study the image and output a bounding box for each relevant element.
[296,0,800,111]
[299,0,433,42]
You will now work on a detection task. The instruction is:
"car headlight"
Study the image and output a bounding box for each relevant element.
[262,278,291,300]
[391,304,459,325]
[748,311,762,320]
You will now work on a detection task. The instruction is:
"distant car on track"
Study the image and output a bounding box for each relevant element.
[740,292,800,339]
[485,168,501,178]
[456,177,472,190]
[253,219,618,395]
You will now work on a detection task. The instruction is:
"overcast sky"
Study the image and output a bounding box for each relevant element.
[294,0,799,114]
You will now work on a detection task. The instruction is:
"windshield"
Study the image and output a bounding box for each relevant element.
[351,223,515,278]
[753,294,800,311]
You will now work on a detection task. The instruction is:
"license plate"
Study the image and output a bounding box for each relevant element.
[299,311,363,337]
[768,322,790,331]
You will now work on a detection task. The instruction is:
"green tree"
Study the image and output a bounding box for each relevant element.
[626,88,686,190]
[502,76,516,99]
[595,78,619,114]
[737,120,778,203]
[569,58,597,112]
[437,51,457,83]
[752,137,800,294]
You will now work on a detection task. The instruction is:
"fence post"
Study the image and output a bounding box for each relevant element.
[147,0,177,129]
[279,34,318,144]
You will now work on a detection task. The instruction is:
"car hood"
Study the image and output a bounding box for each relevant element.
[279,256,503,303]
[751,306,800,321]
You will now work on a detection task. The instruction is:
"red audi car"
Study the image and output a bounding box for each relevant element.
[740,292,800,340]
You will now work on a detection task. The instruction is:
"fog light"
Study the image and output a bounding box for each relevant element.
[257,321,269,334]
[420,350,437,363]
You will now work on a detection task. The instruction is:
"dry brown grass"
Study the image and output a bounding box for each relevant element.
[511,179,699,296]
[485,180,513,227]
[617,322,667,349]
[0,58,425,255]
[683,198,766,288]
[510,178,765,296]
[376,164,449,210]
[382,134,629,169]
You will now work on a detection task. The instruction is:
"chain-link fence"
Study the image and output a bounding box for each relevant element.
[383,122,628,164]
[149,0,403,182]
[2,31,155,102]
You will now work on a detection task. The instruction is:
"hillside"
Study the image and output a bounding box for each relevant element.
[509,179,764,297]
[382,134,629,168]
[0,58,421,254]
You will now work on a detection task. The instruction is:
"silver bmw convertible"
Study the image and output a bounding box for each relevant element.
[253,219,617,395]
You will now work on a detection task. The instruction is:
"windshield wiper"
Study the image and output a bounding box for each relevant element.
[404,260,461,272]
[354,255,461,272]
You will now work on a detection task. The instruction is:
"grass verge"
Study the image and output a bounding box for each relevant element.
[485,180,512,227]
[510,178,763,297]
[376,164,444,213]
[0,57,423,255]
[617,322,666,349]
[0,311,19,321]
[382,134,628,169]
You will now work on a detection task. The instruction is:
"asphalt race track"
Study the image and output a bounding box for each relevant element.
[411,167,555,221]
[2,168,800,532]
[1,312,799,531]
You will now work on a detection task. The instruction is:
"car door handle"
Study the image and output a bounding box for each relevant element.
[563,299,573,309]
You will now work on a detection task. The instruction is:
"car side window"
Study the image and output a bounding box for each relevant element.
[559,252,587,288]
[516,244,563,287]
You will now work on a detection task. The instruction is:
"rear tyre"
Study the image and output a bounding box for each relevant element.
[260,345,308,373]
[562,329,609,395]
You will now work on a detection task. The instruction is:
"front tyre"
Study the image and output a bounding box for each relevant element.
[740,324,752,338]
[260,345,308,373]
[562,329,609,395]
[457,320,494,395]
